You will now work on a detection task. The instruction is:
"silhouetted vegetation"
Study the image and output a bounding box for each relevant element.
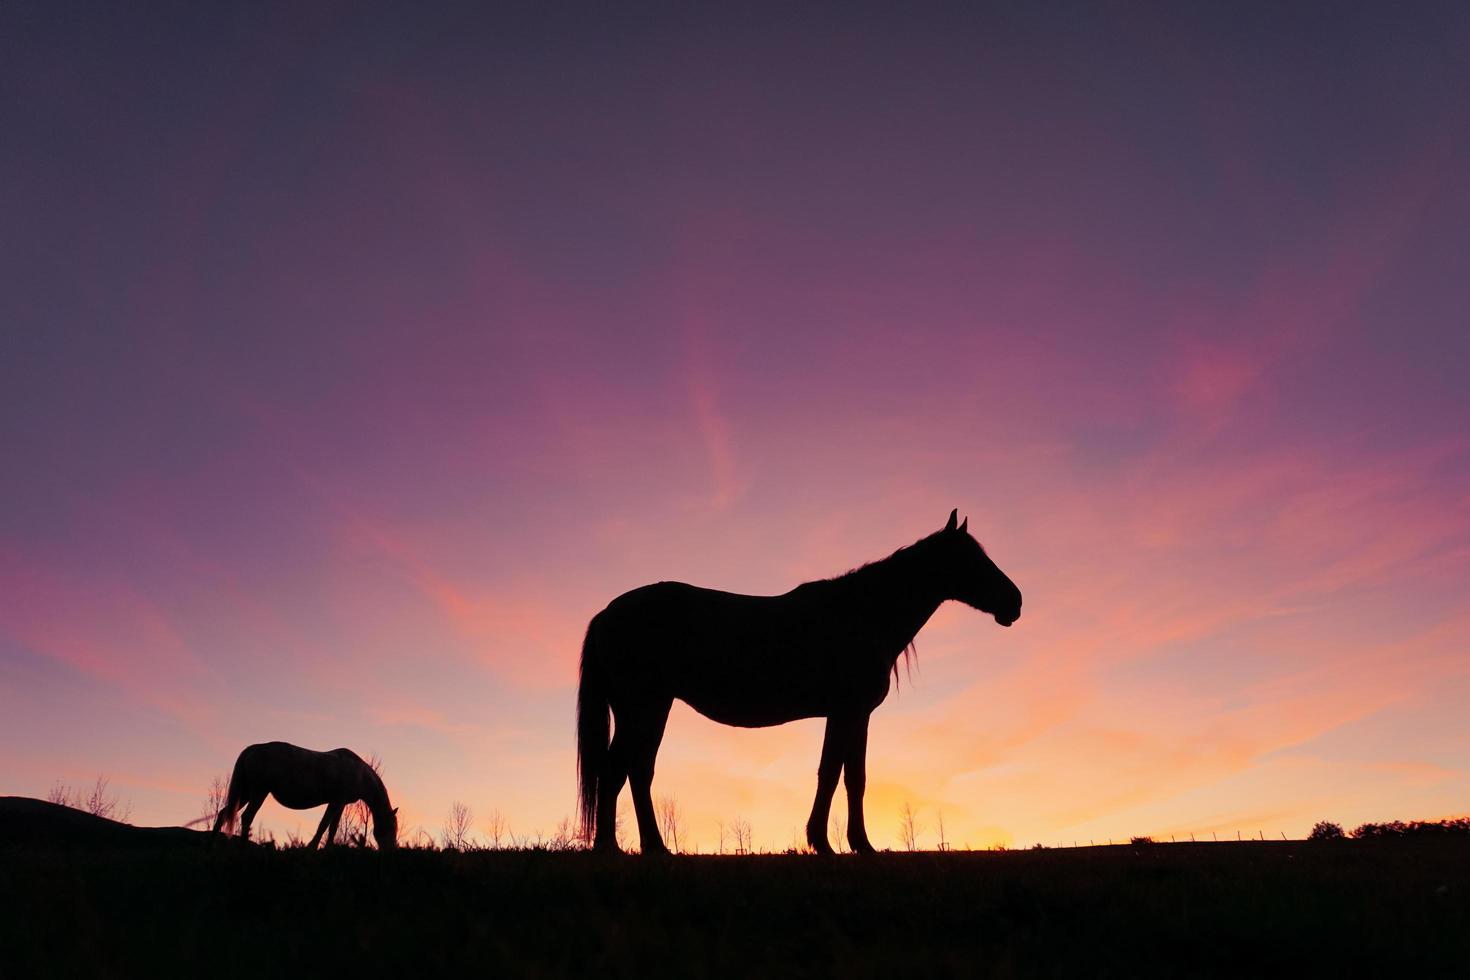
[1309,820,1345,841]
[482,808,510,849]
[899,801,921,851]
[200,775,228,827]
[47,775,132,822]
[656,795,685,853]
[1351,817,1470,839]
[5,839,1468,977]
[441,801,474,851]
[730,817,753,855]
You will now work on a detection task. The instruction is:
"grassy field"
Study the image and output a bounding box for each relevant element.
[5,839,1469,977]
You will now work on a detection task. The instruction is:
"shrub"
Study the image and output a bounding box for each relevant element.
[1351,818,1470,839]
[1308,821,1345,841]
[1352,821,1407,839]
[47,775,132,822]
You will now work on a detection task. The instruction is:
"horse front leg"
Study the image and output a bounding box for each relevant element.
[843,715,876,854]
[805,716,852,855]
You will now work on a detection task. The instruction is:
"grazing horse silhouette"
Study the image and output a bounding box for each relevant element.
[578,510,1022,855]
[213,742,398,849]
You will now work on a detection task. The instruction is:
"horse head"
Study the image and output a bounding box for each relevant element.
[932,509,1022,627]
[374,805,400,850]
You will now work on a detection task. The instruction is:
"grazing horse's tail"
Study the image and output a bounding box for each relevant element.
[576,615,610,845]
[214,753,247,836]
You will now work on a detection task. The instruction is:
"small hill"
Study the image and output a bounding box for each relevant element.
[0,796,219,848]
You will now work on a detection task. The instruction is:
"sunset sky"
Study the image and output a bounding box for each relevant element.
[3,3,1468,850]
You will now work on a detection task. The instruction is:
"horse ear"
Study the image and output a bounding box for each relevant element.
[393,807,399,816]
[959,517,968,533]
[945,509,958,532]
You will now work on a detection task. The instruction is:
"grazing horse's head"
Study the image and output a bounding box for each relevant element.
[374,806,400,850]
[931,509,1022,627]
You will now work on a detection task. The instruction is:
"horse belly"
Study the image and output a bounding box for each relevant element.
[675,654,836,726]
[680,687,826,728]
[270,788,329,810]
[268,766,334,810]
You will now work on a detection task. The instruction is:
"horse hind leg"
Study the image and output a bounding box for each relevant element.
[239,795,266,843]
[212,799,236,836]
[594,729,631,853]
[621,699,673,855]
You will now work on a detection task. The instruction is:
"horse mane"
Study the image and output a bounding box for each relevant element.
[790,530,949,687]
[797,528,951,600]
[359,754,389,804]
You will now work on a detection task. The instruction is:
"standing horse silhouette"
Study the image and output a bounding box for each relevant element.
[213,742,399,849]
[578,510,1022,854]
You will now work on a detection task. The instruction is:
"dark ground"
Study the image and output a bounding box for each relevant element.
[4,819,1469,979]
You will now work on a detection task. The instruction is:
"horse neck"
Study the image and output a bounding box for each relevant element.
[358,767,390,817]
[846,543,946,655]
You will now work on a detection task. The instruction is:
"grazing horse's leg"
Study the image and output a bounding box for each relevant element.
[325,804,345,847]
[843,715,876,854]
[594,729,631,852]
[308,804,340,849]
[240,795,266,842]
[805,715,853,855]
[623,699,673,855]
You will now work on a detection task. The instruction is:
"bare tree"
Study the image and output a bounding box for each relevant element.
[87,775,130,820]
[830,814,851,854]
[548,816,580,851]
[717,820,727,854]
[49,775,132,822]
[936,810,949,852]
[656,795,683,853]
[442,801,475,851]
[483,808,509,849]
[339,801,371,846]
[615,805,629,851]
[899,801,921,851]
[731,817,753,854]
[201,774,229,827]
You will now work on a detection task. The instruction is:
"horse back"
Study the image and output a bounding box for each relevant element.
[589,581,893,723]
[237,742,357,810]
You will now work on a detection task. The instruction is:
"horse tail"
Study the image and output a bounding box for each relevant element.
[576,614,610,845]
[215,751,247,836]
